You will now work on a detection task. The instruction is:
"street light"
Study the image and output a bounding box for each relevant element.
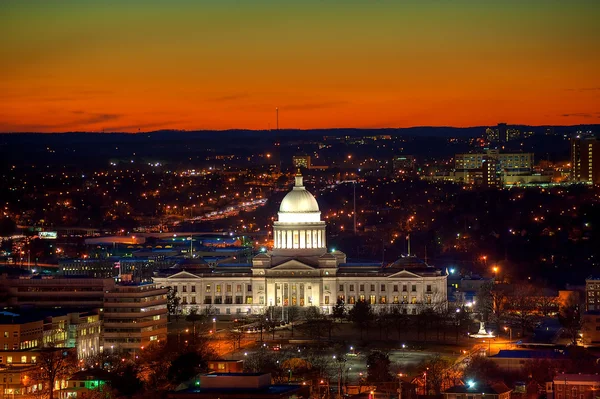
[504,326,512,346]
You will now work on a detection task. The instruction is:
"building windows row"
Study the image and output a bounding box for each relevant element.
[339,283,423,293]
[174,284,251,293]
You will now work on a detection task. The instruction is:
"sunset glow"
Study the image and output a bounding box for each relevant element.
[1,0,599,132]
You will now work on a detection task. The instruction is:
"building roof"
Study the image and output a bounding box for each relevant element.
[444,383,512,395]
[553,374,600,383]
[490,350,562,359]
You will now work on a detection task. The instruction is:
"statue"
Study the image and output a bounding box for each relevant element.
[477,321,487,335]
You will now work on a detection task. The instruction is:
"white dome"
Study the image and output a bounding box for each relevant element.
[279,174,320,213]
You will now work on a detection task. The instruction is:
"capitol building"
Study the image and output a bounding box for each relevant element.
[153,173,447,316]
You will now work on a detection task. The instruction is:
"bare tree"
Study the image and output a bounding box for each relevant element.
[508,284,537,336]
[226,328,244,352]
[536,289,558,317]
[559,297,582,345]
[287,306,302,337]
[31,347,77,399]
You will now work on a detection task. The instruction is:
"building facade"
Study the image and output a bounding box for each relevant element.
[455,150,534,173]
[571,136,600,184]
[154,172,447,316]
[0,276,115,309]
[546,374,600,399]
[0,311,101,359]
[103,282,168,352]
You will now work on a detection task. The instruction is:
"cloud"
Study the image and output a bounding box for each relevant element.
[561,112,600,118]
[565,87,600,92]
[79,113,120,125]
[209,93,250,102]
[281,101,348,111]
[102,121,183,132]
[0,112,122,132]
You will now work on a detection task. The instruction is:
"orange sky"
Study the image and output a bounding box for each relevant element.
[1,1,599,132]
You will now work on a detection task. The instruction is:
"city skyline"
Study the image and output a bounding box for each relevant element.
[2,0,599,133]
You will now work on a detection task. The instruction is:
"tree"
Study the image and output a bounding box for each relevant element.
[348,300,373,339]
[300,306,330,341]
[509,284,537,336]
[375,308,392,340]
[166,287,181,322]
[168,351,210,385]
[420,355,453,395]
[463,355,500,385]
[226,328,244,351]
[477,282,507,325]
[476,281,494,323]
[366,350,392,383]
[537,290,558,317]
[390,305,409,340]
[332,299,347,321]
[522,358,556,385]
[111,363,144,398]
[136,341,172,391]
[186,306,207,338]
[287,306,302,337]
[32,347,77,399]
[559,302,582,346]
[0,217,17,237]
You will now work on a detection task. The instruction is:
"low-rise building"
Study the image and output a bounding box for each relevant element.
[546,374,600,399]
[207,360,244,373]
[489,349,563,372]
[58,369,111,399]
[443,383,512,399]
[0,311,101,359]
[167,373,304,399]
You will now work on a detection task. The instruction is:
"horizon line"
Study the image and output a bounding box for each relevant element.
[0,123,598,135]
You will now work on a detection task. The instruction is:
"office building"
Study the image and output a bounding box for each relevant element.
[0,276,115,309]
[103,282,168,352]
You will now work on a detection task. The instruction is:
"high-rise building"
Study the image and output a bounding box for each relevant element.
[498,123,508,142]
[485,127,499,142]
[292,155,311,169]
[571,136,600,184]
[482,156,502,187]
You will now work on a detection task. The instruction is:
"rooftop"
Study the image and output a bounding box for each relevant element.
[444,383,512,395]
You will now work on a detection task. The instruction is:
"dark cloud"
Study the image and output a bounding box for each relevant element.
[102,121,183,132]
[561,112,600,118]
[282,101,347,111]
[565,87,600,92]
[0,112,122,132]
[209,93,250,102]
